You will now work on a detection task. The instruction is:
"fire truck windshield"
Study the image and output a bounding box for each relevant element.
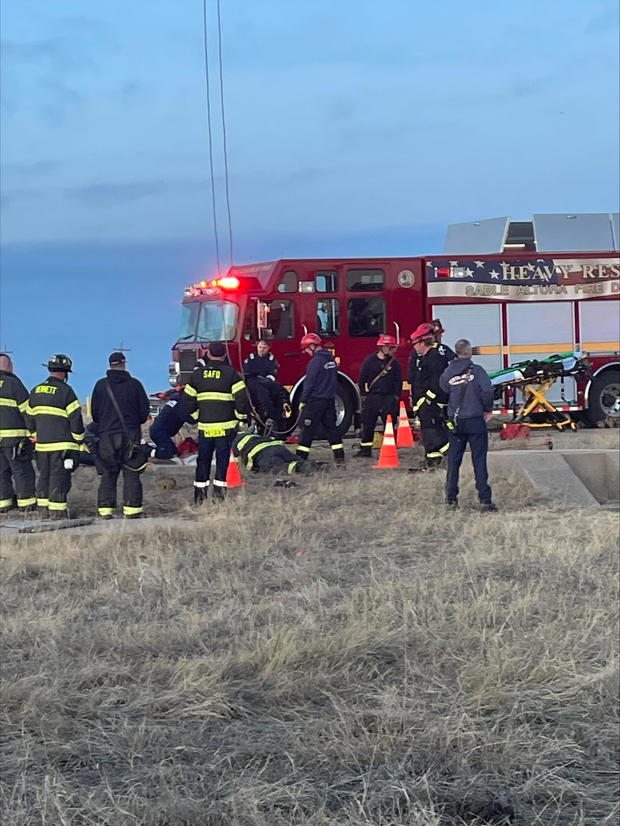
[177,300,238,342]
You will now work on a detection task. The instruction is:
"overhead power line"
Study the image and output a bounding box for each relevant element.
[216,0,234,268]
[202,0,221,273]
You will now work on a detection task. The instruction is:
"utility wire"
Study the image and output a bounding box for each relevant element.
[202,0,221,273]
[216,0,234,268]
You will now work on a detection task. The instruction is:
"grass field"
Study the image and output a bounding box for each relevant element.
[1,453,618,825]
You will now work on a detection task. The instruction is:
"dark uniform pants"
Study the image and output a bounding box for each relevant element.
[359,394,398,455]
[196,433,233,493]
[445,417,492,504]
[96,432,147,517]
[297,398,344,461]
[255,444,306,474]
[36,451,74,513]
[0,444,36,511]
[246,377,289,431]
[149,425,178,460]
[419,403,449,466]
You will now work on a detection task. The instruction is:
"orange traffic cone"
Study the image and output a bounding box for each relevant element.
[225,451,245,488]
[396,401,415,447]
[372,415,399,469]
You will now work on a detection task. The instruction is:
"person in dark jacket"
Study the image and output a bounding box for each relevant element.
[181,341,249,502]
[296,333,344,465]
[439,338,496,511]
[355,335,402,457]
[432,319,456,361]
[148,388,198,460]
[232,433,318,474]
[410,323,450,468]
[0,353,36,514]
[26,354,85,518]
[243,339,290,433]
[91,352,150,519]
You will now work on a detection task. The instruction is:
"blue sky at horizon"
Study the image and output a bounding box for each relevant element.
[1,0,619,398]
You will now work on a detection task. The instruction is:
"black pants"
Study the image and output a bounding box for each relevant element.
[297,397,344,461]
[445,416,492,504]
[247,377,289,431]
[36,450,75,513]
[196,433,233,493]
[0,444,36,511]
[149,426,178,459]
[96,432,147,517]
[254,444,305,474]
[359,394,398,455]
[418,403,449,466]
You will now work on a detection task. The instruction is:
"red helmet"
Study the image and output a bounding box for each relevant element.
[376,334,397,347]
[409,322,435,344]
[300,332,322,350]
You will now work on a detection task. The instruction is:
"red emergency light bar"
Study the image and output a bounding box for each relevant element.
[193,276,240,290]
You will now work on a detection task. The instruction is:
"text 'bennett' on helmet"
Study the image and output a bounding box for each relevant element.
[409,323,435,344]
[300,333,322,349]
[47,354,73,372]
[376,334,397,347]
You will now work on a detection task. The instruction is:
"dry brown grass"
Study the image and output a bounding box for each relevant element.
[0,462,618,826]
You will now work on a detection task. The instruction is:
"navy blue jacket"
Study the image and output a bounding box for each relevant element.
[359,353,402,397]
[301,348,338,401]
[439,357,494,419]
[243,352,278,380]
[151,398,196,437]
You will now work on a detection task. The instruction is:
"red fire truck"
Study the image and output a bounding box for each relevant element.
[168,216,619,435]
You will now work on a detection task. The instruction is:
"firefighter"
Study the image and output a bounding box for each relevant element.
[181,340,249,502]
[91,352,150,519]
[355,335,402,457]
[232,433,319,474]
[432,318,456,361]
[147,388,198,460]
[296,333,345,465]
[0,353,36,515]
[26,354,85,518]
[243,338,290,434]
[409,324,450,468]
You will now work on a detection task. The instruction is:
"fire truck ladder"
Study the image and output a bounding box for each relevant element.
[489,353,592,431]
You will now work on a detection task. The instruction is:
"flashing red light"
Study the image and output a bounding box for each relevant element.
[198,280,207,288]
[216,276,240,289]
[436,267,451,278]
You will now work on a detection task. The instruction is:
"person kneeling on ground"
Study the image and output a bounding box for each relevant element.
[147,388,198,461]
[439,338,496,511]
[232,433,320,474]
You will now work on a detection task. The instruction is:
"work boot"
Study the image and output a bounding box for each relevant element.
[212,487,226,503]
[48,510,69,521]
[125,512,145,520]
[194,487,206,506]
[480,502,498,512]
[446,499,459,509]
[334,457,346,468]
[353,448,372,458]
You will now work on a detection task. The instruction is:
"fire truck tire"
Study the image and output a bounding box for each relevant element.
[587,370,620,426]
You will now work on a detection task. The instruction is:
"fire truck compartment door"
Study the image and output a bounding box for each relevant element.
[431,304,502,376]
[443,217,510,254]
[507,302,576,403]
[579,300,620,353]
[533,213,619,252]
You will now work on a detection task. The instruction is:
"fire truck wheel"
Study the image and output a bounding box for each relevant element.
[587,370,620,426]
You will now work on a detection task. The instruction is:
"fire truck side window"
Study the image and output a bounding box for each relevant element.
[316,299,340,337]
[315,271,338,292]
[277,270,298,293]
[347,297,385,337]
[346,268,384,291]
[261,300,295,339]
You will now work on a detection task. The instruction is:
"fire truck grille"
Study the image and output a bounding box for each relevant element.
[179,349,198,372]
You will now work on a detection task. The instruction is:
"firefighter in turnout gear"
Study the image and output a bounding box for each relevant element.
[296,333,345,465]
[181,341,249,502]
[0,353,36,514]
[409,324,450,468]
[90,352,150,519]
[26,354,85,518]
[242,338,291,433]
[232,433,318,475]
[355,335,402,457]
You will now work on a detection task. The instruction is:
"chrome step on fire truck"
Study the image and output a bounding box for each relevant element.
[167,213,620,436]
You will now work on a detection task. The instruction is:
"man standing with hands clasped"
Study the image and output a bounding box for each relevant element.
[440,338,497,511]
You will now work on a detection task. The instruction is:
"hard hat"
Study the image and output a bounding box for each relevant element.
[300,333,322,349]
[376,334,397,347]
[409,323,435,345]
[47,354,73,372]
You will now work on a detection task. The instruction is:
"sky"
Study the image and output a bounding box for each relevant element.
[1,0,619,398]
